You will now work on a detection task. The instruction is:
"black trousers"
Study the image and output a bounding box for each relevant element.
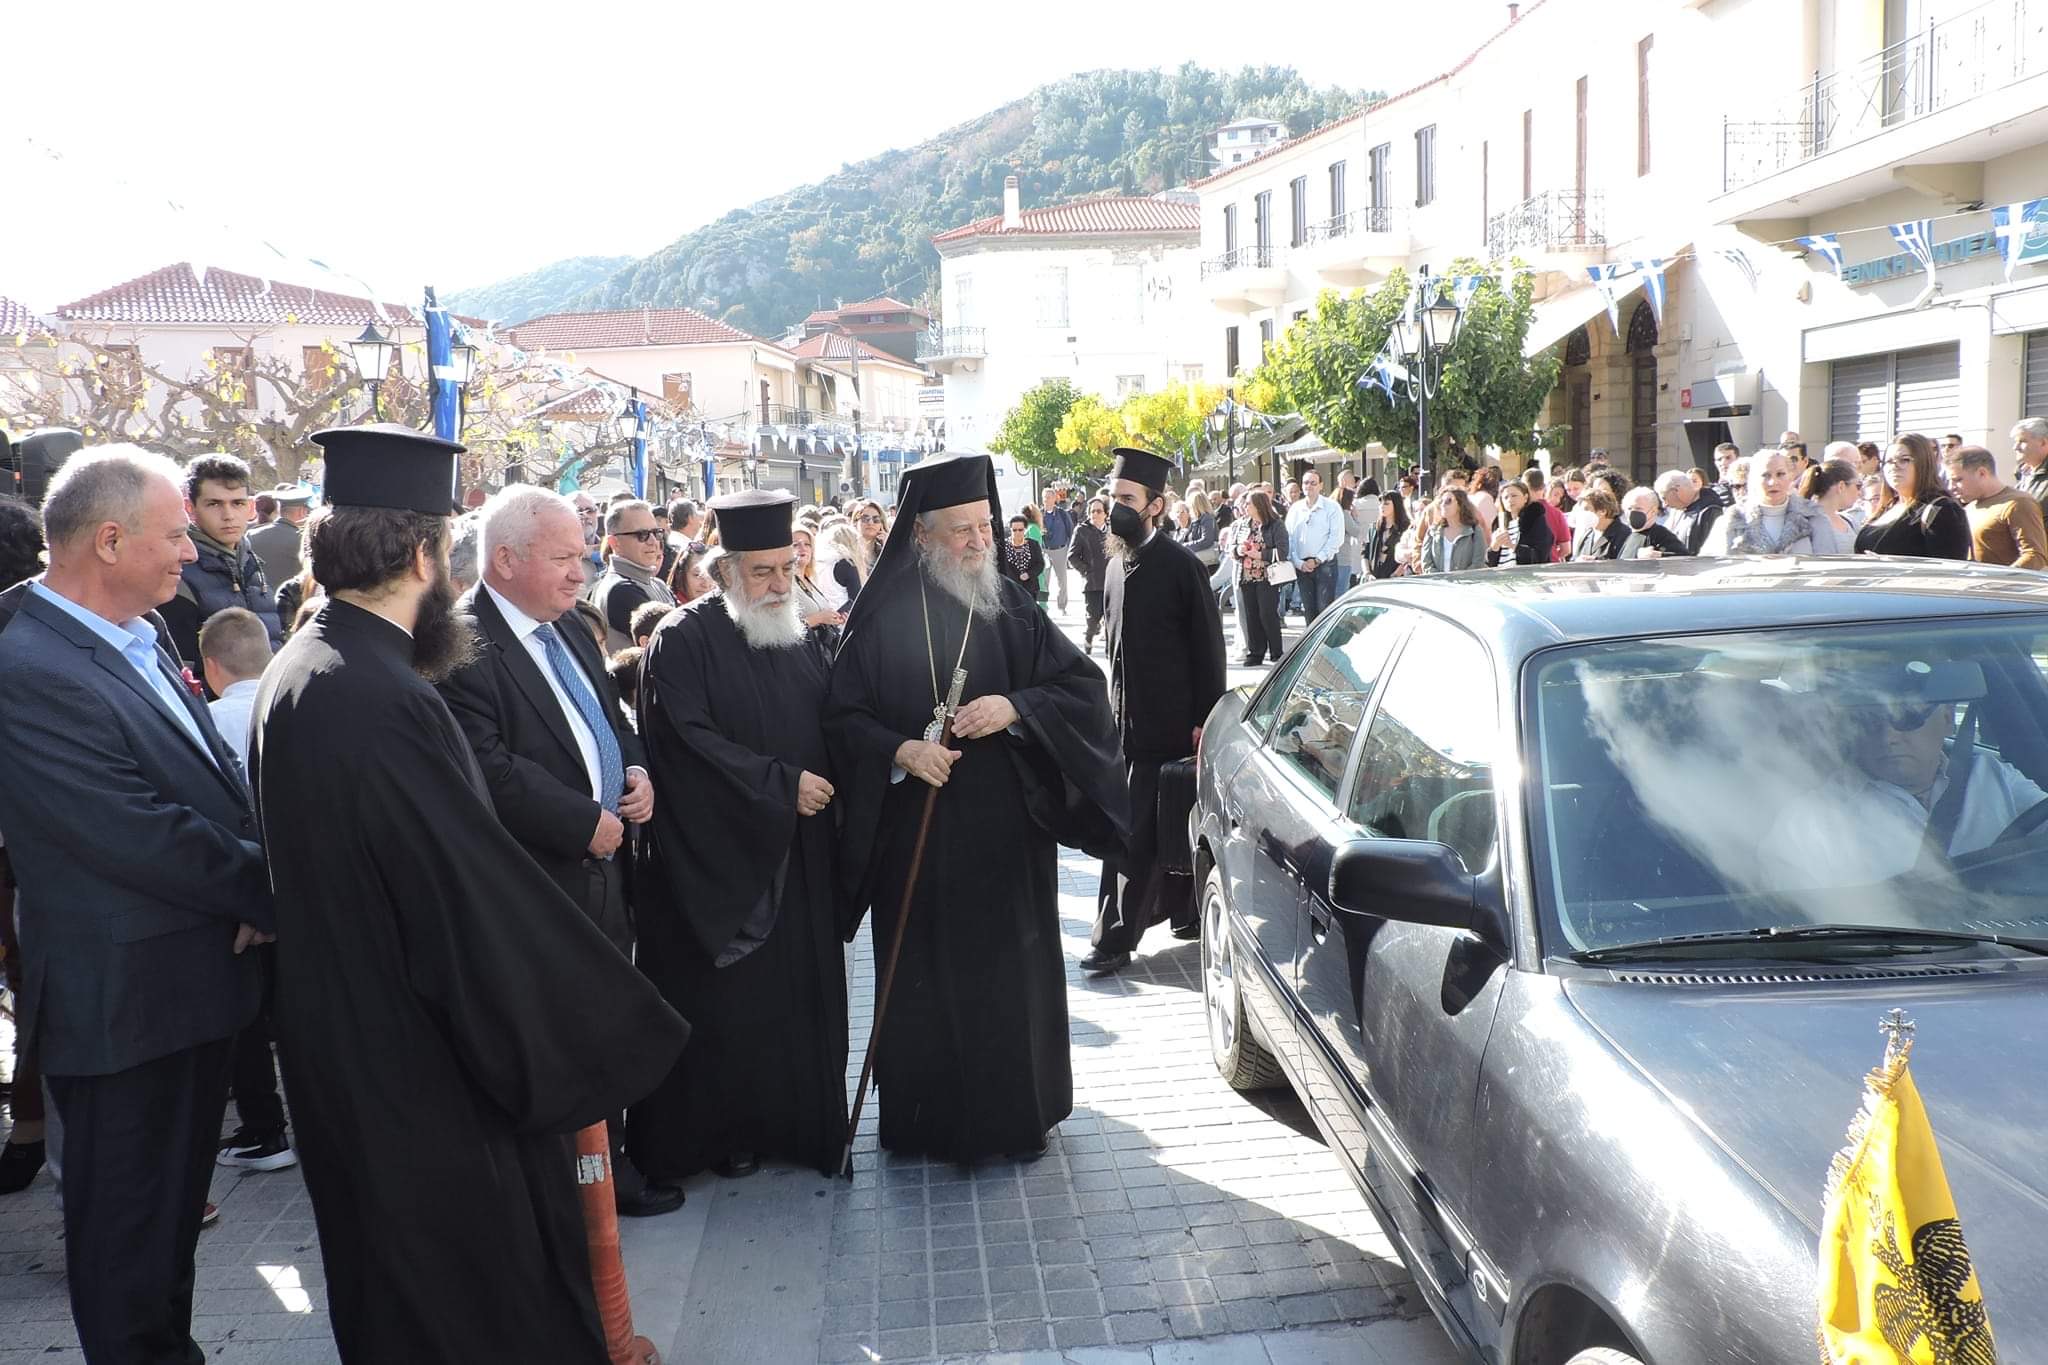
[1083,588,1105,643]
[1237,580,1285,663]
[226,945,284,1138]
[48,1038,232,1365]
[1092,759,1196,953]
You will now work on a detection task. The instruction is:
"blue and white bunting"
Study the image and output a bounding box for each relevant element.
[1587,263,1628,337]
[1802,234,1846,277]
[1888,218,1939,306]
[1716,247,1759,290]
[1451,274,1481,311]
[1993,199,2048,281]
[1632,259,1669,327]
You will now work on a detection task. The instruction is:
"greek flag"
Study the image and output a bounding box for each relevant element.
[1802,234,1846,277]
[1587,262,1628,337]
[1452,274,1481,311]
[424,287,461,446]
[1889,219,1937,273]
[1716,247,1759,290]
[1992,199,2048,281]
[1632,259,1668,327]
[1358,350,1397,401]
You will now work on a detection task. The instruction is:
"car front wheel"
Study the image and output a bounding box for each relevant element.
[1564,1349,1644,1365]
[1201,866,1284,1091]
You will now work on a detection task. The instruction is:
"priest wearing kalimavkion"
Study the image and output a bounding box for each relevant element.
[825,454,1128,1164]
[630,489,849,1180]
[248,424,690,1364]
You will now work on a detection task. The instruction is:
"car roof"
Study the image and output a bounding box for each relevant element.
[1343,557,2048,657]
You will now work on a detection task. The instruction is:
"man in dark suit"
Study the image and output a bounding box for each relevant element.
[437,484,679,1218]
[0,445,273,1364]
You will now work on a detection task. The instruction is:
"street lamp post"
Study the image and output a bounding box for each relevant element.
[449,333,478,440]
[1206,398,1243,486]
[349,320,398,421]
[1391,264,1465,486]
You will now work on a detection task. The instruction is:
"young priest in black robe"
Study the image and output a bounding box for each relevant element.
[249,424,691,1365]
[1083,447,1228,975]
[825,454,1127,1164]
[629,490,849,1179]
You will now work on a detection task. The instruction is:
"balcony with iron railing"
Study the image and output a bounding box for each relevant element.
[1201,244,1290,313]
[1485,190,1607,264]
[1721,0,2048,196]
[1300,207,1409,285]
[915,327,985,361]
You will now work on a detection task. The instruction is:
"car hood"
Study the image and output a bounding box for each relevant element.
[1565,969,2048,1346]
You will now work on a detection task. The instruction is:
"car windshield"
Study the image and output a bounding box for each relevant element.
[1527,615,2048,958]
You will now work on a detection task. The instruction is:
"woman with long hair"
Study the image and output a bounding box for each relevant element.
[1365,489,1409,580]
[667,543,717,604]
[1854,432,1971,559]
[790,525,846,655]
[1487,479,1554,566]
[1419,489,1485,573]
[818,519,869,608]
[1182,490,1219,567]
[1799,459,1865,555]
[1233,490,1289,666]
[851,498,888,572]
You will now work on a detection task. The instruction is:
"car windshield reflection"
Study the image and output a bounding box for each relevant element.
[1528,617,2048,958]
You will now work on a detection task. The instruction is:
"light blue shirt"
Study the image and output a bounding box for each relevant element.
[29,580,217,765]
[1285,494,1343,566]
[207,678,263,769]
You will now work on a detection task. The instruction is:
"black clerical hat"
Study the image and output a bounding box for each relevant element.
[902,452,998,512]
[708,489,795,551]
[310,423,464,516]
[1110,446,1173,494]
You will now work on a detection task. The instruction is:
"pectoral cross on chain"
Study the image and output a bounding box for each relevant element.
[924,666,968,744]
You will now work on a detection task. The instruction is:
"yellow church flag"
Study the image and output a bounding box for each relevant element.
[1818,1012,1997,1365]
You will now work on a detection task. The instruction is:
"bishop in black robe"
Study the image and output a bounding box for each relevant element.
[249,425,690,1365]
[826,454,1126,1164]
[1087,448,1228,969]
[629,491,848,1179]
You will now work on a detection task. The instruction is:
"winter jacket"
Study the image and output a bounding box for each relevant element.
[161,530,282,668]
[1419,525,1484,574]
[1070,521,1111,593]
[1701,495,1825,556]
[1571,520,1634,562]
[1487,501,1555,566]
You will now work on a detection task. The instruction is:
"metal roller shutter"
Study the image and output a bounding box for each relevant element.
[1829,355,1891,444]
[2026,332,2048,418]
[1892,344,1961,438]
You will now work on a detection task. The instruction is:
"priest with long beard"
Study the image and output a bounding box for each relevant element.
[826,454,1127,1164]
[250,425,690,1364]
[630,490,849,1180]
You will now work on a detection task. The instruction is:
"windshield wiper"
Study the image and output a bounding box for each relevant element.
[1570,923,2048,964]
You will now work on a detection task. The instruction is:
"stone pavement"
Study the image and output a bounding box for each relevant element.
[0,592,1457,1365]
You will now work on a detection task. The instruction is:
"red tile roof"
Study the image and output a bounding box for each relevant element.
[786,331,917,366]
[1188,0,1552,191]
[933,195,1200,246]
[835,295,929,318]
[0,295,48,337]
[52,262,452,328]
[504,306,770,352]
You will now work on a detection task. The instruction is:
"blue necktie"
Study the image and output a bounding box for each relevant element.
[533,623,623,813]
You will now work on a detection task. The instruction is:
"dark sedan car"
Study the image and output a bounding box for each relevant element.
[1190,558,2048,1365]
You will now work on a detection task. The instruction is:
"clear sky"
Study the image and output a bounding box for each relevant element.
[5,0,1511,312]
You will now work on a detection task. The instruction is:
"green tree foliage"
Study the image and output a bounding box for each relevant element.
[444,256,634,324]
[989,378,1080,473]
[1054,395,1124,473]
[454,67,1368,334]
[1246,260,1560,469]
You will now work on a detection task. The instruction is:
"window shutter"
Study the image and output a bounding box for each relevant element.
[2025,332,2048,417]
[1892,344,1960,437]
[1828,355,1891,444]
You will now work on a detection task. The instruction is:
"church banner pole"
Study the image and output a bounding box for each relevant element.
[840,666,967,1178]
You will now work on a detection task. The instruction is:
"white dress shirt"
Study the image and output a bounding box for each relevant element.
[207,678,263,769]
[485,582,603,801]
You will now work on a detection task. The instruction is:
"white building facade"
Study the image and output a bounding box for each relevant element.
[926,179,1207,468]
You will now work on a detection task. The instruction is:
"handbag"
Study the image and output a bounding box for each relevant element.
[1265,559,1297,586]
[1155,758,1199,874]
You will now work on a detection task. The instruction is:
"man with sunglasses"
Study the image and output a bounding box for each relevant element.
[589,499,677,654]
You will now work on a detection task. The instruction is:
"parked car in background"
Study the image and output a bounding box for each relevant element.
[1191,558,2048,1364]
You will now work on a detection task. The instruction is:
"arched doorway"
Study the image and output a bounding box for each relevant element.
[1562,327,1592,466]
[1626,303,1659,483]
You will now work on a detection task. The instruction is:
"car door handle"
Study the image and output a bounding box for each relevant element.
[1307,898,1333,943]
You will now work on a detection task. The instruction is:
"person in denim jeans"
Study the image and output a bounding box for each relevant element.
[1284,470,1343,623]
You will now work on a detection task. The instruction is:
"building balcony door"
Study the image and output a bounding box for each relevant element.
[1627,303,1659,483]
[1562,327,1592,465]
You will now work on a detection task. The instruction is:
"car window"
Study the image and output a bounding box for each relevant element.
[1347,614,1499,872]
[1265,605,1400,799]
[1247,610,1339,737]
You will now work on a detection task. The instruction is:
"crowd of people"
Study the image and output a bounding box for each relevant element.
[0,428,1249,1364]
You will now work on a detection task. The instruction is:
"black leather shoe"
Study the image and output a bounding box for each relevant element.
[714,1152,759,1179]
[1079,949,1130,976]
[615,1184,685,1217]
[1169,922,1201,942]
[0,1140,44,1195]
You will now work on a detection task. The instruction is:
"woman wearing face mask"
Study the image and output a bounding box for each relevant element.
[1700,449,1821,555]
[1798,459,1866,555]
[1854,433,1972,560]
[1569,487,1632,561]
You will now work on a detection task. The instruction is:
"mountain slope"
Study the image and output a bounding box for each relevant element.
[460,65,1366,335]
[446,254,634,326]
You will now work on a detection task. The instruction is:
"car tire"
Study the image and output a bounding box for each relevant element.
[1201,866,1284,1091]
[1563,1349,1644,1365]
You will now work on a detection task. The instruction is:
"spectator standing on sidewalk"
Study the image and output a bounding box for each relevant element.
[245,485,313,589]
[0,495,49,1196]
[999,513,1047,606]
[251,426,688,1363]
[1856,434,1972,561]
[160,454,282,671]
[1041,483,1076,613]
[1084,448,1226,977]
[1655,470,1724,555]
[1070,496,1110,653]
[1284,469,1342,623]
[1234,491,1289,665]
[0,448,274,1362]
[2011,418,2048,505]
[587,499,677,655]
[631,491,849,1181]
[1947,442,2048,568]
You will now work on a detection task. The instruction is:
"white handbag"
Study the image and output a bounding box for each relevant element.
[1265,560,1298,586]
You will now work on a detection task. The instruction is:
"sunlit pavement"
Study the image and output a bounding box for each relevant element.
[0,592,1454,1365]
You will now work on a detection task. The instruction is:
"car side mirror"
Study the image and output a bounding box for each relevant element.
[1328,837,1476,932]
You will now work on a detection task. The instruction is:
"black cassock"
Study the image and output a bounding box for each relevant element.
[827,573,1126,1161]
[1093,532,1227,953]
[629,597,847,1178]
[250,600,690,1365]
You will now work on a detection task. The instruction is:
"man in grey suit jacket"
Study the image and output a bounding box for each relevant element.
[0,446,274,1365]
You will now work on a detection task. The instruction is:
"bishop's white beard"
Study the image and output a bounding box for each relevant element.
[723,587,805,650]
[919,538,1002,619]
